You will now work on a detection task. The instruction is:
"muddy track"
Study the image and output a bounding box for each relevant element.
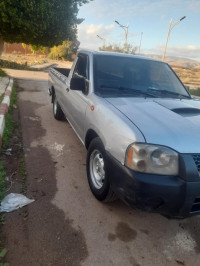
[2,83,88,266]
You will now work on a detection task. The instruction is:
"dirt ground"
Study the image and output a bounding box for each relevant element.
[1,53,73,69]
[1,82,88,266]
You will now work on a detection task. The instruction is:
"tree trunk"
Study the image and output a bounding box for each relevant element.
[0,36,4,56]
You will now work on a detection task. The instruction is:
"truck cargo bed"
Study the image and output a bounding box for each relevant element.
[54,68,70,77]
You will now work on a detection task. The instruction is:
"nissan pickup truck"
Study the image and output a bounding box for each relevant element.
[48,50,200,218]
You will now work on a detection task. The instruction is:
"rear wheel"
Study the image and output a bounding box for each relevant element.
[53,96,64,120]
[86,137,117,202]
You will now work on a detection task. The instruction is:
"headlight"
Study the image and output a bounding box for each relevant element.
[125,143,178,175]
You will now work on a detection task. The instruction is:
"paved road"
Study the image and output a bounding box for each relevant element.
[5,70,200,266]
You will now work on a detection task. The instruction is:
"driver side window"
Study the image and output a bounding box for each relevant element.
[73,54,89,80]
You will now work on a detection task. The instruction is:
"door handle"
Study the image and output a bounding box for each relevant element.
[66,88,69,92]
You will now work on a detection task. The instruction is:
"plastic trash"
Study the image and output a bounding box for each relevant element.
[4,148,12,156]
[0,193,35,213]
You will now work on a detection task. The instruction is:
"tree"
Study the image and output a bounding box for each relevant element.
[0,0,91,54]
[48,41,74,60]
[30,45,46,54]
[22,43,27,55]
[99,43,137,55]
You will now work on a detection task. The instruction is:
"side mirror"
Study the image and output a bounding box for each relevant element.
[70,77,86,92]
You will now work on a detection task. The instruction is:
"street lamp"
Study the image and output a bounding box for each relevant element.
[162,16,186,61]
[138,32,143,55]
[97,35,106,47]
[115,20,129,53]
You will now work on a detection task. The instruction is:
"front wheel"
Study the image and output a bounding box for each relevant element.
[86,138,117,202]
[53,96,64,121]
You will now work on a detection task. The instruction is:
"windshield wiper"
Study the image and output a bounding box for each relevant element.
[147,88,190,99]
[100,85,156,97]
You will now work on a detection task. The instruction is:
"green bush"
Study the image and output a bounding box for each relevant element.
[0,59,39,71]
[48,41,73,60]
[190,88,200,96]
[0,69,7,77]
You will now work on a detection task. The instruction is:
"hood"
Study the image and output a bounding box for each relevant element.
[106,97,200,153]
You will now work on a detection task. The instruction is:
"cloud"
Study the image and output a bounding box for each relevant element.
[79,0,187,20]
[186,0,200,12]
[145,45,200,60]
[77,23,115,50]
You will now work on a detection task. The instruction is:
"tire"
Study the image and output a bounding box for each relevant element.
[86,137,117,202]
[53,95,64,121]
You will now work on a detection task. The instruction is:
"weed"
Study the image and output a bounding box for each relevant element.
[190,88,200,96]
[0,69,7,77]
[0,94,4,104]
[8,85,17,111]
[2,114,14,149]
[0,83,18,266]
[0,247,9,265]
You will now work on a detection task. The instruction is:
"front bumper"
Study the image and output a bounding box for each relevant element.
[106,152,200,218]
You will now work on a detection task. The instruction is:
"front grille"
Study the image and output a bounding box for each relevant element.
[192,154,200,173]
[191,197,200,213]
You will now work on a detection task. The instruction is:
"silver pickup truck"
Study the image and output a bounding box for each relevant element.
[49,50,200,218]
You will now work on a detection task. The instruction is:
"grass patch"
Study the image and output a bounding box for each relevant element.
[8,85,17,111]
[0,94,4,104]
[2,114,14,149]
[0,82,19,266]
[190,88,200,96]
[0,59,39,71]
[0,69,7,103]
[0,69,7,77]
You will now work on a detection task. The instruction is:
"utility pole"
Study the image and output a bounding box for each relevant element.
[97,35,106,47]
[138,32,143,55]
[115,20,129,53]
[162,16,186,61]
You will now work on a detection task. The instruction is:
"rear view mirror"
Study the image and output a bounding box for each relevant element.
[70,77,86,92]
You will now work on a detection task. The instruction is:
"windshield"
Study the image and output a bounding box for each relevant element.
[93,55,190,99]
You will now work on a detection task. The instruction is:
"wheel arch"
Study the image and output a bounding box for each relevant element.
[51,86,55,103]
[85,129,99,150]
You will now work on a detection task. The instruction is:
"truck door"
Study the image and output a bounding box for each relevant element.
[61,53,90,141]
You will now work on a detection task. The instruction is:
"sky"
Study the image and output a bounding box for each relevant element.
[77,0,200,61]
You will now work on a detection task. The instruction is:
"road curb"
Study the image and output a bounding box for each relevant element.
[0,77,14,149]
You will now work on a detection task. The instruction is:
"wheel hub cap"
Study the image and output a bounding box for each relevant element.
[90,150,105,189]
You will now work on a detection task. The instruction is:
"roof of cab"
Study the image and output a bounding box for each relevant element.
[77,49,162,63]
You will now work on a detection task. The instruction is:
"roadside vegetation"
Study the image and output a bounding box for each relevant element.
[0,83,17,266]
[0,68,7,103]
[189,88,200,96]
[0,59,39,71]
[0,84,17,203]
[0,68,7,218]
[48,40,75,61]
[0,69,7,77]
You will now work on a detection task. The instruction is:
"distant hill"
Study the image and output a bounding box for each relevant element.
[142,54,200,69]
[140,54,200,88]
